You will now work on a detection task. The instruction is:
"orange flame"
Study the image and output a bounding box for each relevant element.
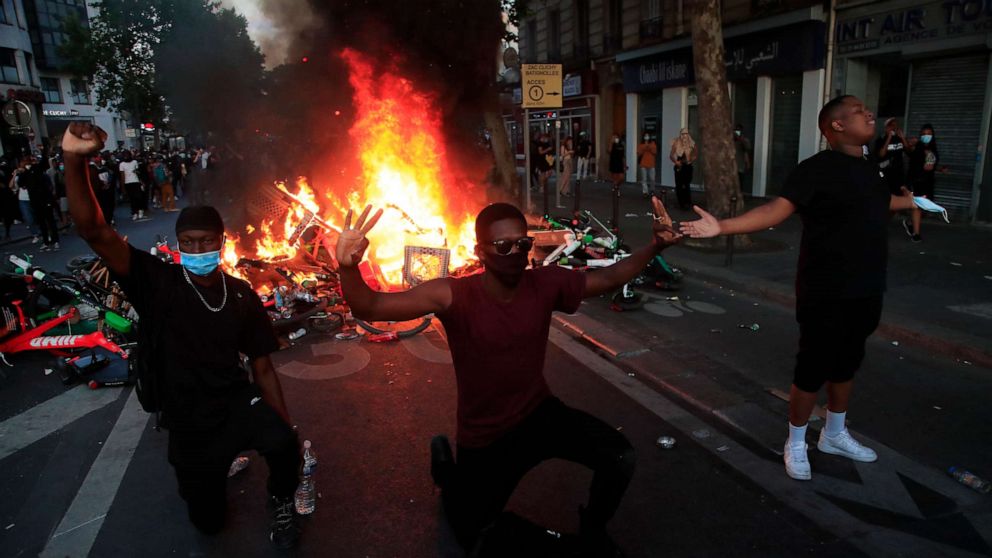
[229,49,482,288]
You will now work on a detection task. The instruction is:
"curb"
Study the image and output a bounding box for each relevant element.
[675,259,992,370]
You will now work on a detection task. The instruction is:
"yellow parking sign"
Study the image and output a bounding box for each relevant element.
[521,64,563,109]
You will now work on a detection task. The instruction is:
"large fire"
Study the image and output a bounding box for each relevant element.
[226,49,480,288]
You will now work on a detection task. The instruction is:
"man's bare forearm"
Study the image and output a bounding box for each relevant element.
[64,153,107,238]
[339,264,382,319]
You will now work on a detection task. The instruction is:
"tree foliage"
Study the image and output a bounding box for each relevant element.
[59,0,263,137]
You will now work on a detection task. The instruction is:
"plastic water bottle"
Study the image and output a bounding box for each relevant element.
[288,328,307,341]
[948,466,992,494]
[295,440,317,514]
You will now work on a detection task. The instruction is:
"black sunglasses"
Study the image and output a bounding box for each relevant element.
[489,236,535,255]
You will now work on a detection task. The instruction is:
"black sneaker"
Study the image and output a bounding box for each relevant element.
[911,234,922,243]
[901,219,913,238]
[268,495,300,549]
[430,434,455,490]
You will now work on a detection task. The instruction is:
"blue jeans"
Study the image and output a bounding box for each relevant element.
[17,200,38,235]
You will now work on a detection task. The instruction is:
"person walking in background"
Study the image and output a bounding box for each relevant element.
[637,133,657,197]
[576,131,592,181]
[533,133,554,195]
[559,136,575,197]
[681,95,919,482]
[670,128,697,210]
[119,151,147,221]
[733,124,752,192]
[23,158,60,251]
[169,150,186,200]
[11,159,40,243]
[0,160,17,239]
[903,123,948,243]
[152,155,177,212]
[607,133,625,191]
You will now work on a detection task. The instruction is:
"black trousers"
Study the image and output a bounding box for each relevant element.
[125,182,146,215]
[674,164,694,208]
[444,397,636,549]
[167,385,300,534]
[32,202,59,244]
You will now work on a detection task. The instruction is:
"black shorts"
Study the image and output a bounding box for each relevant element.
[794,296,883,393]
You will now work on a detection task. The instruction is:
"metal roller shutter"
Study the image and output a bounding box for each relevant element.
[907,54,988,218]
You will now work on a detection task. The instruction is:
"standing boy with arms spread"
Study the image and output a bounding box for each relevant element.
[680,96,917,480]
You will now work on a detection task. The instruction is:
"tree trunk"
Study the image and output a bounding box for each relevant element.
[689,0,747,241]
[483,105,517,198]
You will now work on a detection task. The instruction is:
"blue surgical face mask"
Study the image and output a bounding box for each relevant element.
[920,134,933,144]
[180,249,222,276]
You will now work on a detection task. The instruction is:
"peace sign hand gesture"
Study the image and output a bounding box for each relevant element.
[336,204,383,267]
[651,195,682,248]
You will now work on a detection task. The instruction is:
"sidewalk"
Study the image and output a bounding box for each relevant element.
[536,176,992,369]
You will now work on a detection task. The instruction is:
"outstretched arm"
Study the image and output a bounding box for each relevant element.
[63,123,131,276]
[680,197,796,238]
[332,205,453,321]
[584,196,681,298]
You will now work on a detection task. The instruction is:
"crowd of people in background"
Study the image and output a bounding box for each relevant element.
[0,143,225,248]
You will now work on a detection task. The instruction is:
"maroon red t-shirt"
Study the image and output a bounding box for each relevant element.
[437,266,585,448]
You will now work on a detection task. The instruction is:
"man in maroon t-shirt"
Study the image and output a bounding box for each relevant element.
[335,200,680,555]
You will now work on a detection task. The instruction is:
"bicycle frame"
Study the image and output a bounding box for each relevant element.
[0,306,128,365]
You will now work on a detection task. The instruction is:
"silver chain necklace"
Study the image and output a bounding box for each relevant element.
[182,266,227,312]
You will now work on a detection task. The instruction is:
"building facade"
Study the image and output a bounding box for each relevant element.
[515,0,992,222]
[833,0,992,221]
[0,0,130,160]
[0,0,47,158]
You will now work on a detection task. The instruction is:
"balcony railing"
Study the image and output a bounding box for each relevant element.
[639,17,663,40]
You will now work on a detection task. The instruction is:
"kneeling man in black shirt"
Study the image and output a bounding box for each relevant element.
[62,122,302,548]
[680,96,918,481]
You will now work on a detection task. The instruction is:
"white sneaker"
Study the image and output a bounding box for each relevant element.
[139,210,145,219]
[131,214,138,221]
[817,429,877,462]
[784,442,811,480]
[31,235,40,244]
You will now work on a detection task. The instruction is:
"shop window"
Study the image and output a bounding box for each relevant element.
[41,77,62,103]
[0,48,19,83]
[70,79,90,104]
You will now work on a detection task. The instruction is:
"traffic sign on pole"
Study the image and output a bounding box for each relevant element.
[521,64,563,109]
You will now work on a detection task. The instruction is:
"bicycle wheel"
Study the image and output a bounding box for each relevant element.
[311,312,345,334]
[355,317,432,338]
[66,255,100,273]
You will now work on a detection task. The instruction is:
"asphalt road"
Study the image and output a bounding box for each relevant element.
[1,197,990,557]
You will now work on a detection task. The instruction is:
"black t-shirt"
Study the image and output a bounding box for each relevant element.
[873,135,906,193]
[608,142,624,173]
[907,144,938,190]
[115,246,279,431]
[534,140,553,172]
[576,139,592,158]
[779,150,890,303]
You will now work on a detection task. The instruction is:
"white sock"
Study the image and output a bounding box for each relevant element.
[825,410,847,436]
[788,422,807,446]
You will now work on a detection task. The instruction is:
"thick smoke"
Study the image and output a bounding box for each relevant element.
[254,0,506,184]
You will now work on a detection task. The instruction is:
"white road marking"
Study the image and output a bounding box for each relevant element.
[548,327,991,557]
[0,385,120,461]
[40,389,149,558]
